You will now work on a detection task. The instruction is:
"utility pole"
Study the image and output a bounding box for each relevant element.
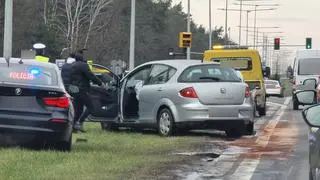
[239,0,243,46]
[246,10,251,46]
[129,0,136,70]
[187,0,191,60]
[3,0,13,58]
[209,0,212,50]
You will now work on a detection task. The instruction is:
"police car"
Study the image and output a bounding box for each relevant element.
[0,58,73,151]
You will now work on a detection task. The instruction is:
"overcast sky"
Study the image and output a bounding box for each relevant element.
[172,0,320,51]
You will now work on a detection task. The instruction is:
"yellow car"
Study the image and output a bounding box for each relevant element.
[203,46,270,116]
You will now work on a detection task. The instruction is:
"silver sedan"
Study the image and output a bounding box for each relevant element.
[88,60,255,137]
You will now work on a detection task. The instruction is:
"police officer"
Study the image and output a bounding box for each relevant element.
[33,43,50,63]
[69,50,107,132]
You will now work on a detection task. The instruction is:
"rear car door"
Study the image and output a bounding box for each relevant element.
[86,64,120,122]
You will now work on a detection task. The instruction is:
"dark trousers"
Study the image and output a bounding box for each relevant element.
[72,91,94,125]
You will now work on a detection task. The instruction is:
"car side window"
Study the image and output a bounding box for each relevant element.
[146,64,176,85]
[126,65,152,87]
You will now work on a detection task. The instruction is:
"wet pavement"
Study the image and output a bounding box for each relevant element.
[156,96,310,180]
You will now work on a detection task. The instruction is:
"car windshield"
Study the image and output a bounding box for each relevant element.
[298,58,320,75]
[0,65,58,87]
[178,64,241,83]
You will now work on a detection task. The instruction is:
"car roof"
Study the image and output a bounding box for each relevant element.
[0,58,57,69]
[139,59,219,69]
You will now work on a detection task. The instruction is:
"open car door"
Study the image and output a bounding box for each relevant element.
[86,64,120,123]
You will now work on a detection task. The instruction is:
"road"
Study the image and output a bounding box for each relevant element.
[167,96,310,180]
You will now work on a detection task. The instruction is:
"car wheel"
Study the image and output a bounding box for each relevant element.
[310,168,313,180]
[55,135,72,152]
[258,106,266,116]
[245,122,254,135]
[226,125,245,138]
[101,122,119,131]
[293,98,299,110]
[157,108,175,136]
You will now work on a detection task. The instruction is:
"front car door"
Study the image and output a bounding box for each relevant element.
[120,64,152,122]
[86,64,120,122]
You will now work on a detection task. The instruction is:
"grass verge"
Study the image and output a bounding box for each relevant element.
[0,123,205,180]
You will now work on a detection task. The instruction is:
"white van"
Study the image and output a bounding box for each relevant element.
[292,50,320,109]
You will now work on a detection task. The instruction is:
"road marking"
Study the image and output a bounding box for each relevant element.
[230,97,291,180]
[228,159,260,180]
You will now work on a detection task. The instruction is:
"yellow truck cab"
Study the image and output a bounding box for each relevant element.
[203,45,270,116]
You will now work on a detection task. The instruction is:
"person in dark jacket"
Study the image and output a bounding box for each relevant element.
[61,53,76,92]
[69,50,107,132]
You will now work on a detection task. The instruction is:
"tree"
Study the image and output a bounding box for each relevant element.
[44,0,113,53]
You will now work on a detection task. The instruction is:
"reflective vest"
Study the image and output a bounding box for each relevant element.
[87,60,93,71]
[35,55,50,63]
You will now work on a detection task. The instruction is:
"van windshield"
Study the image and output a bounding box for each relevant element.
[298,58,320,75]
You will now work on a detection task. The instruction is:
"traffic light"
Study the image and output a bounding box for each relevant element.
[179,32,192,48]
[274,38,280,50]
[306,37,312,49]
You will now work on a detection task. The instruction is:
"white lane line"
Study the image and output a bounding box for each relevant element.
[229,97,291,180]
[228,159,260,180]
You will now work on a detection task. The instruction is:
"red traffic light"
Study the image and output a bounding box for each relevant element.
[274,38,280,50]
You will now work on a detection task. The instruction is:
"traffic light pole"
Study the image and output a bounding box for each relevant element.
[187,0,191,60]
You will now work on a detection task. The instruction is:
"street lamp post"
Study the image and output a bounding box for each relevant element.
[246,10,252,46]
[3,0,13,58]
[129,0,135,70]
[209,0,212,50]
[224,0,228,44]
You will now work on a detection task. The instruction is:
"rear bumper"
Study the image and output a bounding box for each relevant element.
[0,121,72,143]
[175,101,254,124]
[266,89,282,95]
[176,120,246,131]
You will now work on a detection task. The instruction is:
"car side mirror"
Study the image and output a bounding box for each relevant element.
[295,90,317,105]
[303,78,317,89]
[302,105,320,128]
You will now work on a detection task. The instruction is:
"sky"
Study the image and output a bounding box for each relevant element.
[172,0,320,65]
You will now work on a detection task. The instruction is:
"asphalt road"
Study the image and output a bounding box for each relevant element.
[168,96,311,180]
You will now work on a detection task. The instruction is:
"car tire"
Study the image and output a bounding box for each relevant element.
[310,168,313,180]
[101,122,119,131]
[226,125,245,138]
[157,108,175,136]
[55,135,72,152]
[293,98,299,110]
[258,106,266,116]
[245,122,254,135]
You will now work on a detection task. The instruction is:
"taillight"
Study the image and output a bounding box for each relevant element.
[43,96,69,108]
[50,119,67,123]
[179,87,198,98]
[245,87,251,97]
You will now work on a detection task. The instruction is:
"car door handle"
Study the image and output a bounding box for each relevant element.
[157,87,163,91]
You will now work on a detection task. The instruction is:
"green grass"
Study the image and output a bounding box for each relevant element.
[0,123,204,180]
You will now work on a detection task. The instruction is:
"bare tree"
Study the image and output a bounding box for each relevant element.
[44,0,113,52]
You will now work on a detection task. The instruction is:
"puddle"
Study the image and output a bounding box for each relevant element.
[174,152,220,159]
[223,146,251,155]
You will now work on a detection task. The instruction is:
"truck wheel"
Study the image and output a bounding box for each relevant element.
[293,98,299,110]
